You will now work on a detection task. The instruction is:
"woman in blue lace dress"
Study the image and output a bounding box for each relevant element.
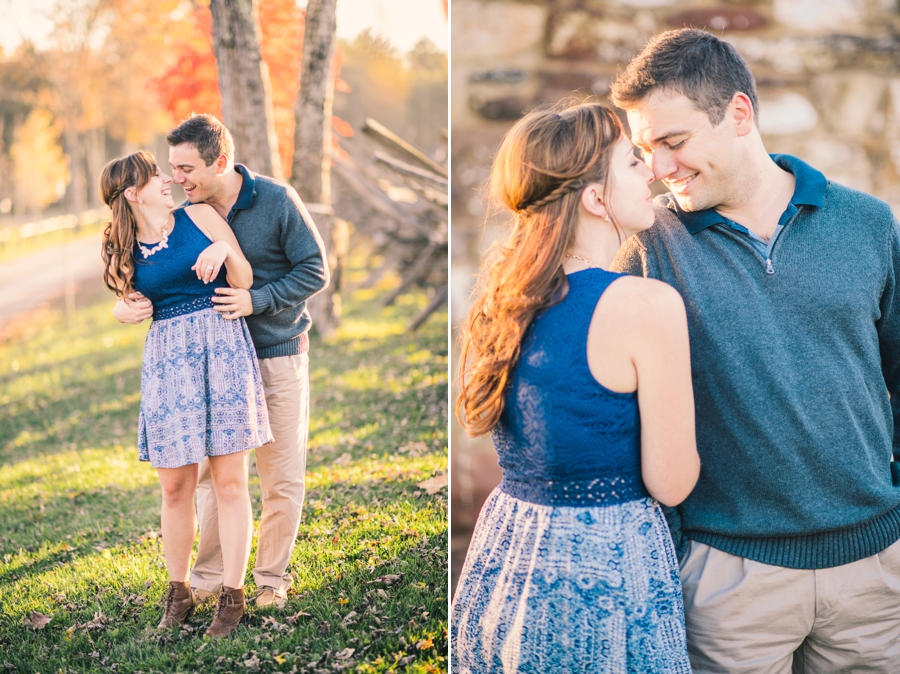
[100,151,272,637]
[453,102,700,672]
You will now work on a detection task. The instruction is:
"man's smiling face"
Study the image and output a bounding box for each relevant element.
[627,89,740,213]
[168,143,222,204]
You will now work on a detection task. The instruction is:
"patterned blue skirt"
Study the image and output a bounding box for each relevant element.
[452,488,690,674]
[138,308,273,468]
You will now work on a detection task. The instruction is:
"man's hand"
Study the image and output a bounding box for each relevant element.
[113,292,153,324]
[212,287,253,319]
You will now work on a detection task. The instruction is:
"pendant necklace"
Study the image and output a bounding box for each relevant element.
[138,228,169,259]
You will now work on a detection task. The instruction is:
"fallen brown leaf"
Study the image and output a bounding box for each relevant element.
[26,612,51,630]
[335,647,355,660]
[285,610,312,624]
[416,474,447,495]
[368,573,404,586]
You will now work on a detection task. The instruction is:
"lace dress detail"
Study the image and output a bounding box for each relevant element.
[452,269,690,673]
[133,208,273,468]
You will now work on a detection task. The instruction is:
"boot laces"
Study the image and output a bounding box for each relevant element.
[163,585,177,610]
[214,591,234,620]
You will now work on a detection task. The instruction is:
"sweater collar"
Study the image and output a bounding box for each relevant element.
[669,154,827,235]
[227,164,256,222]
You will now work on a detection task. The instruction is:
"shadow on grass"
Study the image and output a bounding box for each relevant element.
[0,483,447,673]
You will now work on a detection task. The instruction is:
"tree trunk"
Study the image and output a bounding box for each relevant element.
[65,125,86,224]
[291,0,339,336]
[85,127,106,210]
[209,0,282,179]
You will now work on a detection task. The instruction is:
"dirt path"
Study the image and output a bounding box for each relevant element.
[0,234,103,322]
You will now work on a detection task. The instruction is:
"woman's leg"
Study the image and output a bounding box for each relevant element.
[156,464,200,582]
[207,451,252,589]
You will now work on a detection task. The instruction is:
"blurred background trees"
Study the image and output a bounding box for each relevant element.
[0,0,447,225]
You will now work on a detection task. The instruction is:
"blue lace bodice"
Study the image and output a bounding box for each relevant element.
[492,268,648,506]
[132,208,228,320]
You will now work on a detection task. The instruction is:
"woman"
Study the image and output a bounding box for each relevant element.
[453,102,700,672]
[100,151,272,637]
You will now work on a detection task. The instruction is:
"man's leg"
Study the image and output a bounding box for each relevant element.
[680,541,814,674]
[792,537,900,673]
[253,352,310,597]
[189,457,225,596]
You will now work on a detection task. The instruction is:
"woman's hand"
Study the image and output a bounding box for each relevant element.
[192,241,232,284]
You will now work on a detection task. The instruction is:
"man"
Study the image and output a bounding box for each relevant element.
[114,114,329,611]
[609,29,900,672]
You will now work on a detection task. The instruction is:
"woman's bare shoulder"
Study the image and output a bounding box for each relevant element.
[593,275,687,348]
[183,203,220,221]
[602,275,685,317]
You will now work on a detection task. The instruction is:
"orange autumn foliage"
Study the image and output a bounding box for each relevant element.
[154,0,326,177]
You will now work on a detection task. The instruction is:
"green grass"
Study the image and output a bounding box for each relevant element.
[0,257,449,673]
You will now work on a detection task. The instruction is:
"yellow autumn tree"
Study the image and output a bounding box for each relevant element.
[11,108,70,215]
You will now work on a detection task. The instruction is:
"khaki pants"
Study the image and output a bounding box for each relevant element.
[680,539,900,673]
[191,352,310,592]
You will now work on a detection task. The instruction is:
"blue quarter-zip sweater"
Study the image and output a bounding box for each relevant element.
[611,154,900,569]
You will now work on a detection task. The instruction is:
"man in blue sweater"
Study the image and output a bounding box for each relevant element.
[610,29,900,672]
[114,114,329,615]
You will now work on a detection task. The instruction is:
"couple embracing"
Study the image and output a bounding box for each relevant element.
[454,29,900,673]
[101,114,328,637]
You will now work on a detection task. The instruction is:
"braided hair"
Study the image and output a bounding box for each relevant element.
[457,101,623,436]
[99,150,157,297]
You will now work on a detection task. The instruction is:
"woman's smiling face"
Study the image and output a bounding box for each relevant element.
[605,135,656,237]
[134,165,175,210]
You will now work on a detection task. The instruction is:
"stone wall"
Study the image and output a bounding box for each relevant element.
[450,0,900,591]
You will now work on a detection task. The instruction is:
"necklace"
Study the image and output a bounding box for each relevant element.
[138,228,169,258]
[565,253,600,269]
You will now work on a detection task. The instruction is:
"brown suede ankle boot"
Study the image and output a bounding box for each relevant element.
[205,586,245,637]
[157,580,195,629]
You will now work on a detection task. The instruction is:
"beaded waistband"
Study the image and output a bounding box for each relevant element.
[154,296,216,320]
[499,474,649,506]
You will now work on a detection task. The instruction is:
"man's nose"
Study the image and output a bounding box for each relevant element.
[648,150,676,181]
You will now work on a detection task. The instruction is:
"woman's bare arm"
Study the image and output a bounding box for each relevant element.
[587,276,700,506]
[185,204,253,289]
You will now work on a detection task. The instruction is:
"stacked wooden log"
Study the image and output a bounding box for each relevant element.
[332,117,448,332]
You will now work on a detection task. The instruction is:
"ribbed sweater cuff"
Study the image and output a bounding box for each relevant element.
[249,288,271,315]
[256,332,309,360]
[689,504,900,569]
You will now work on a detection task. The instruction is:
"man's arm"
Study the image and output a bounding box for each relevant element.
[112,292,153,324]
[880,215,900,461]
[250,190,329,315]
[213,189,330,319]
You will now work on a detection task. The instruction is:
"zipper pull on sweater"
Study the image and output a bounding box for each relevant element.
[766,259,775,274]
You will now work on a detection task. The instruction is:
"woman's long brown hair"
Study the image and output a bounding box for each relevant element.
[456,101,624,437]
[99,150,157,297]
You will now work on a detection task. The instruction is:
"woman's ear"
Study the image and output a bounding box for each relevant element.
[580,182,609,220]
[124,187,137,203]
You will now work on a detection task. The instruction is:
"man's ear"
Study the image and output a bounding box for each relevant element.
[731,92,755,137]
[580,182,609,219]
[215,154,229,175]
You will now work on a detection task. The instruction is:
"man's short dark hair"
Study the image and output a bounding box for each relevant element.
[610,28,759,126]
[166,114,235,166]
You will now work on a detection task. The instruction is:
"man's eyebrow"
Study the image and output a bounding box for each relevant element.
[634,129,692,149]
